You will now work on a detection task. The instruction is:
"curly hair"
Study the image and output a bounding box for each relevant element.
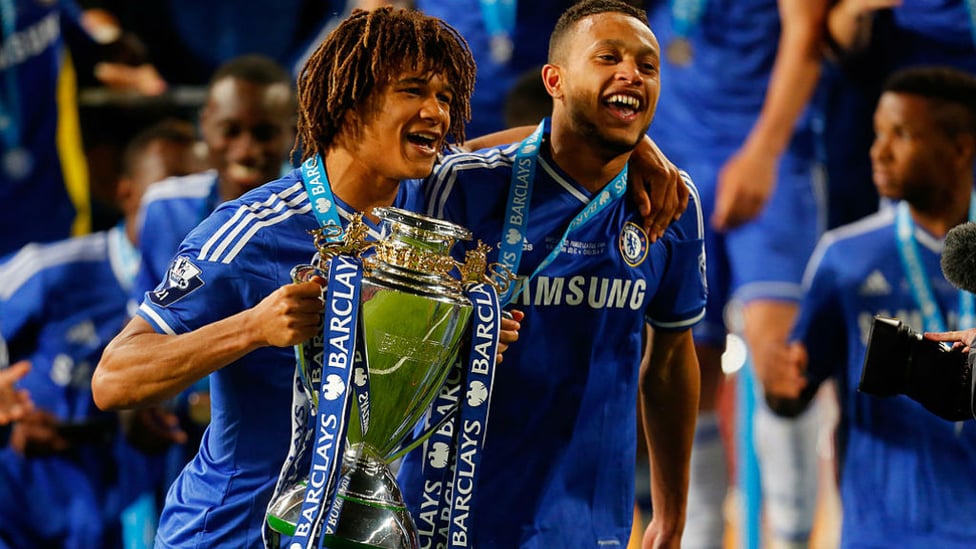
[294,7,476,162]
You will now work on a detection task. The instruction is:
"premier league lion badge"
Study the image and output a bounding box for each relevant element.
[149,255,205,307]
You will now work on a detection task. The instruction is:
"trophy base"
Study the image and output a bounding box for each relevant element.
[266,444,419,549]
[325,444,419,549]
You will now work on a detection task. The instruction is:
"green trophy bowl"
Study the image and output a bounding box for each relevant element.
[267,207,479,548]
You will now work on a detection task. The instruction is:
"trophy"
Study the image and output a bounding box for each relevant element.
[266,207,510,548]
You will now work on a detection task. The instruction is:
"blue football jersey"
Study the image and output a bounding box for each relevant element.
[645,0,822,346]
[138,169,423,548]
[648,0,806,157]
[398,141,707,548]
[0,0,90,256]
[889,0,976,68]
[812,1,976,229]
[0,226,140,548]
[793,209,976,547]
[134,170,219,299]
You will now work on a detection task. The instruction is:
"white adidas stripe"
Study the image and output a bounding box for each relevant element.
[199,183,305,262]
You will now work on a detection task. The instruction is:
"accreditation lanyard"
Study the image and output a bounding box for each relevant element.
[0,0,22,152]
[477,0,516,63]
[300,154,345,238]
[670,0,707,38]
[964,0,976,51]
[498,119,628,306]
[299,153,373,432]
[894,191,976,333]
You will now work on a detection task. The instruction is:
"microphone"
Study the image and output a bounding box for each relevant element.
[942,222,976,293]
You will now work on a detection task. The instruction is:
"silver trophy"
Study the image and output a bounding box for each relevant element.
[267,207,510,548]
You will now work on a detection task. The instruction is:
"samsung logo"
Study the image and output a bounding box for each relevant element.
[509,275,646,310]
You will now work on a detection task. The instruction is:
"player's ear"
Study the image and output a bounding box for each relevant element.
[542,64,562,100]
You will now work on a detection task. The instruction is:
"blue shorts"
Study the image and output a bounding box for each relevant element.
[676,150,824,347]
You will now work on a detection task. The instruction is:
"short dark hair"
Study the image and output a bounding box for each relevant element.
[122,118,196,177]
[295,7,476,161]
[209,54,292,91]
[548,0,649,63]
[883,66,976,136]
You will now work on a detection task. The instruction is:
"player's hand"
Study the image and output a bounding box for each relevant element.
[248,279,326,348]
[120,406,188,455]
[642,516,681,549]
[757,341,809,399]
[95,62,168,96]
[497,309,524,363]
[628,137,689,242]
[712,145,777,231]
[0,361,33,425]
[9,409,69,456]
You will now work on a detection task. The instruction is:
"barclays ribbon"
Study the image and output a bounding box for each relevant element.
[416,282,501,548]
[446,283,500,548]
[498,119,628,306]
[291,254,363,549]
[301,154,345,238]
[266,154,356,548]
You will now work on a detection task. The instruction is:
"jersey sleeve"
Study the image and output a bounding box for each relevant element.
[135,207,270,337]
[645,173,707,331]
[0,246,47,363]
[791,238,846,389]
[134,200,178,303]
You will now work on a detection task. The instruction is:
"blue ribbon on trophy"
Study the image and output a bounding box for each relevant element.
[292,254,363,548]
[415,282,501,548]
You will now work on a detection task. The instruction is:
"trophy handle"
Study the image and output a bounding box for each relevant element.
[290,264,327,406]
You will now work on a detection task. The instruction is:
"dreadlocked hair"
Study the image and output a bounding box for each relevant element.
[295,6,476,162]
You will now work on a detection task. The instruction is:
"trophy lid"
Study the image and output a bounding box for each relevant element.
[373,207,472,241]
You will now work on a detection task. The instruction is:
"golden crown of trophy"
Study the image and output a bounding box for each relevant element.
[267,207,511,548]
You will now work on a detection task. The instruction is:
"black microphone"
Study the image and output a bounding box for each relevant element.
[941,222,976,293]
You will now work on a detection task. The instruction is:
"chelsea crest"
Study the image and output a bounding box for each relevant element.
[619,222,648,267]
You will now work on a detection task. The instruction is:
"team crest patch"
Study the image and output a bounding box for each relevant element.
[619,222,648,267]
[149,256,205,307]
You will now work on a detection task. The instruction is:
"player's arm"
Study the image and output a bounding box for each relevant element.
[826,0,901,55]
[92,279,325,410]
[712,0,827,230]
[640,327,699,548]
[760,242,840,416]
[464,126,687,241]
